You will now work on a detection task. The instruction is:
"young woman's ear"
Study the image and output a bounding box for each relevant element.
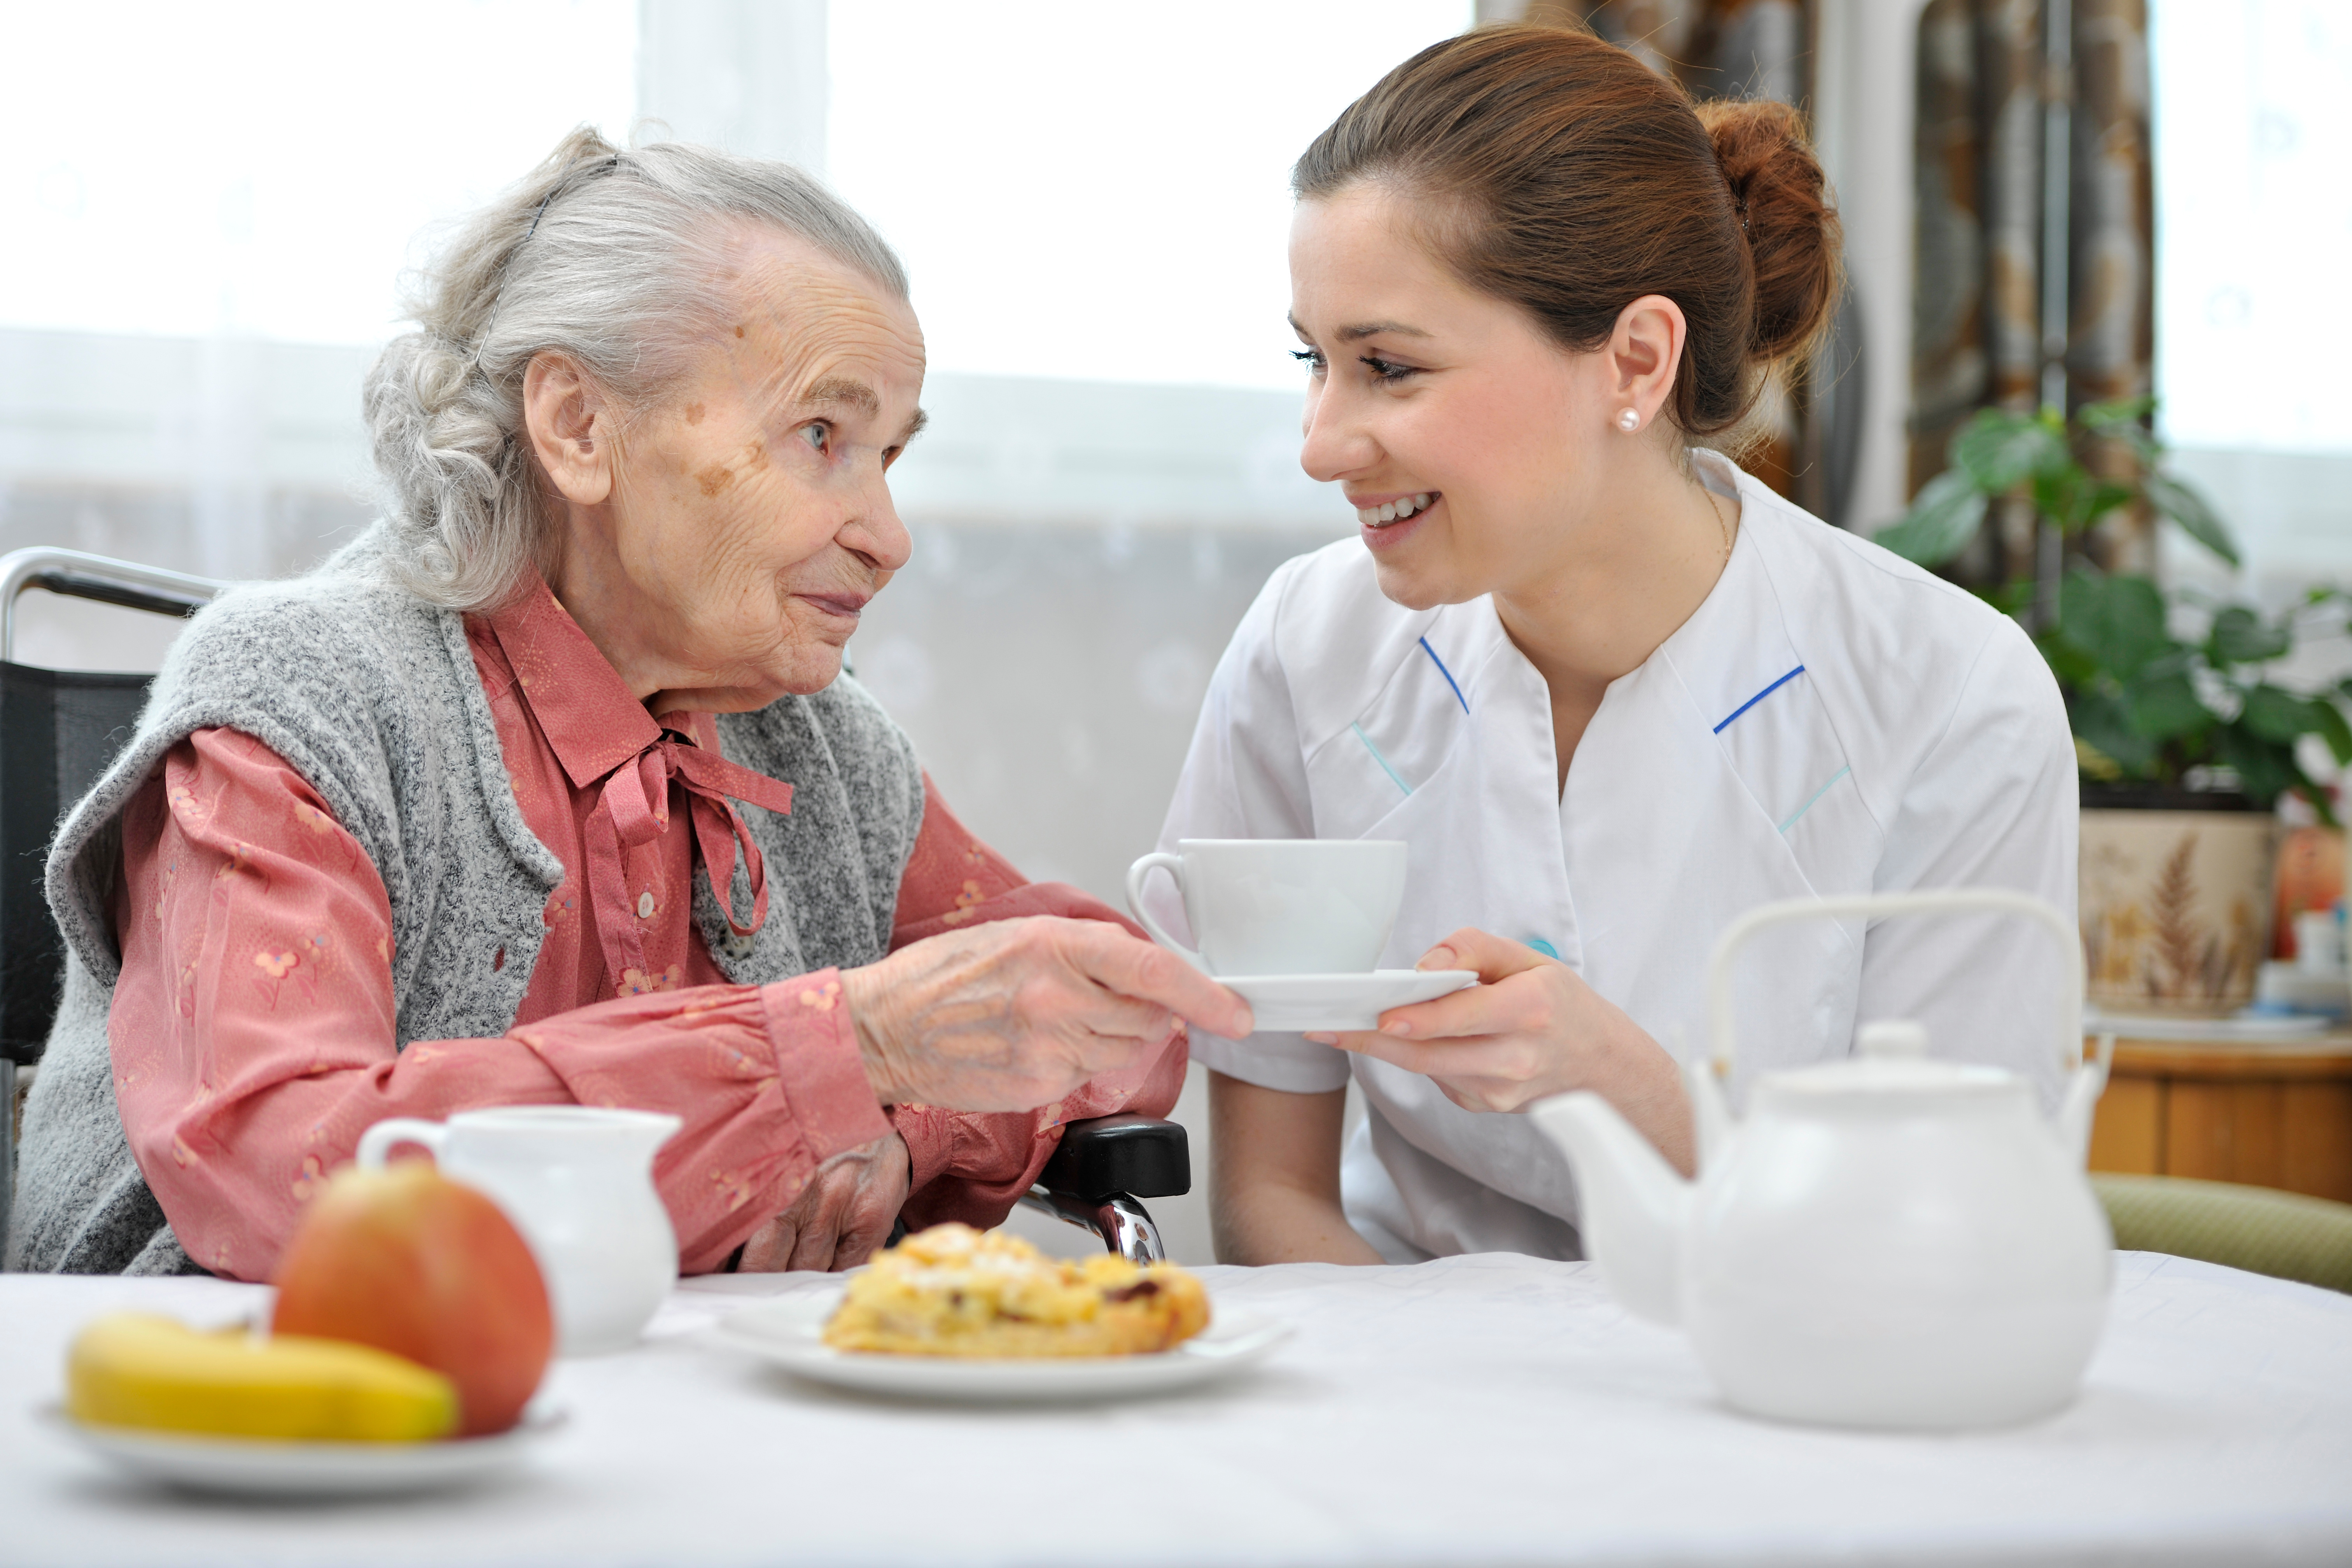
[1604,294,1689,434]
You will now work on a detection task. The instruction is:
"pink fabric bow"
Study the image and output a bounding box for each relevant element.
[582,731,795,986]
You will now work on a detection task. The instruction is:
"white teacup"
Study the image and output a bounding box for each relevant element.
[1126,838,1408,977]
[357,1106,681,1357]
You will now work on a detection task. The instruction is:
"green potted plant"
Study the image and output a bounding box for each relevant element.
[1877,398,2352,1015]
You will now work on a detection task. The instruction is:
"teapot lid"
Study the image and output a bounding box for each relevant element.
[1756,1020,2027,1101]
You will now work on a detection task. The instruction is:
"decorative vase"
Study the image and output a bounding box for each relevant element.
[2079,787,2278,1017]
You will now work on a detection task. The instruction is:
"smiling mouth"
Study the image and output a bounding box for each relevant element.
[1355,493,1437,527]
[797,593,870,619]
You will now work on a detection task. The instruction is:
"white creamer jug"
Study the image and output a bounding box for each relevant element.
[358,1106,682,1356]
[1531,889,2115,1431]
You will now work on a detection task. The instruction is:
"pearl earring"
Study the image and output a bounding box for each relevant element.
[1615,408,1641,433]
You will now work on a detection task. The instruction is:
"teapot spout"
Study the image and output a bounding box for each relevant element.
[2058,1033,2114,1167]
[1528,1091,1693,1325]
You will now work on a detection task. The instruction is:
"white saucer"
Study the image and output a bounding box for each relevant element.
[1219,969,1478,1032]
[47,1406,563,1498]
[2083,1006,2331,1041]
[712,1292,1292,1404]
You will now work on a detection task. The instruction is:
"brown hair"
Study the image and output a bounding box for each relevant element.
[1293,23,1841,443]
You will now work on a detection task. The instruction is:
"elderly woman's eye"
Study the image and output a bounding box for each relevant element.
[801,421,831,454]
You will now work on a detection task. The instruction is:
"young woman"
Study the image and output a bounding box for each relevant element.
[1151,25,2076,1264]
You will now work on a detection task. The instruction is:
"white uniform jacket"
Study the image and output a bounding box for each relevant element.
[1155,453,2079,1262]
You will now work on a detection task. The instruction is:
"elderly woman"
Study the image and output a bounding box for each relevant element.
[9,130,1248,1279]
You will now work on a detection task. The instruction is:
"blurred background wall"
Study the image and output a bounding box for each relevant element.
[3,0,2347,1262]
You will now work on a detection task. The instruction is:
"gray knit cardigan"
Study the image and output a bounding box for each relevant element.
[5,530,923,1275]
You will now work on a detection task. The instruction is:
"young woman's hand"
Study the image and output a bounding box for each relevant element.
[1307,928,1694,1174]
[843,916,1252,1113]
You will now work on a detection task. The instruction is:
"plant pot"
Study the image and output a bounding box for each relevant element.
[2079,788,2278,1016]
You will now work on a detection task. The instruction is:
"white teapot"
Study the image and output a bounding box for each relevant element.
[1530,889,2115,1431]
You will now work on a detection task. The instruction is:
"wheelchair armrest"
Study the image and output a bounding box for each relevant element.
[1037,1113,1189,1202]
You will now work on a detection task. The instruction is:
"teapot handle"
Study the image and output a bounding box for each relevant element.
[1704,889,2083,1081]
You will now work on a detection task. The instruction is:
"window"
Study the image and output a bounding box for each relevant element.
[1,1,636,344]
[2153,0,2352,587]
[0,0,638,627]
[827,2,1470,392]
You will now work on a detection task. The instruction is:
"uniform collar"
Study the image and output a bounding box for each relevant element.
[1460,452,1797,734]
[1646,455,1803,735]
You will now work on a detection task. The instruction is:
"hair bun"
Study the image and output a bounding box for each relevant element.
[1696,98,1841,368]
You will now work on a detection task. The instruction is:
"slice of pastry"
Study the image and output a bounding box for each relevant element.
[822,1223,1210,1357]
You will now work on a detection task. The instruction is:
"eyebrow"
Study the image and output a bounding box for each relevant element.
[1286,313,1432,343]
[796,375,927,444]
[798,376,880,415]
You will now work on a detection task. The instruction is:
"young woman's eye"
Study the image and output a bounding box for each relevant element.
[801,420,831,455]
[1361,355,1419,384]
[1292,348,1326,374]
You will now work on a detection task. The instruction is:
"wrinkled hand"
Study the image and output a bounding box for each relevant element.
[844,916,1251,1113]
[737,1132,911,1273]
[1307,928,1692,1171]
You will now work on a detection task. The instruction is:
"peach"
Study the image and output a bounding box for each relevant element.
[272,1162,552,1437]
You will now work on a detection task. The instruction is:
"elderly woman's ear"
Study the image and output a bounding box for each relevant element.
[523,352,617,507]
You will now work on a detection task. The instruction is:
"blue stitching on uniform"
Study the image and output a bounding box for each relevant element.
[1419,636,1469,714]
[1353,723,1412,795]
[1713,664,1806,734]
[1777,765,1851,834]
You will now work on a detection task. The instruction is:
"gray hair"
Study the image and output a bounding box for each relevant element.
[362,127,908,611]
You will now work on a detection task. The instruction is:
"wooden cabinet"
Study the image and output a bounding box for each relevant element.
[2086,1035,2352,1203]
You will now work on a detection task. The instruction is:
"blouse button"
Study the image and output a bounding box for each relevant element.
[638,892,656,919]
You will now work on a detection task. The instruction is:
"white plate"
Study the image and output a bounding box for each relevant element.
[1220,969,1477,1032]
[47,1406,561,1498]
[711,1292,1292,1403]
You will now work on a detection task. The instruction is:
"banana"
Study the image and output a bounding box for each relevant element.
[66,1312,458,1442]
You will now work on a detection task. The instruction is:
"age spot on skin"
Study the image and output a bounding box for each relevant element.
[697,465,736,498]
[733,325,746,339]
[743,436,766,467]
[685,403,706,425]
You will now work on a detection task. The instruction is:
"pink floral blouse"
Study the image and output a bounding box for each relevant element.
[106,580,1182,1281]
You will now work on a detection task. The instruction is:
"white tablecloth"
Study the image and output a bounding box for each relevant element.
[2,1251,2347,1568]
